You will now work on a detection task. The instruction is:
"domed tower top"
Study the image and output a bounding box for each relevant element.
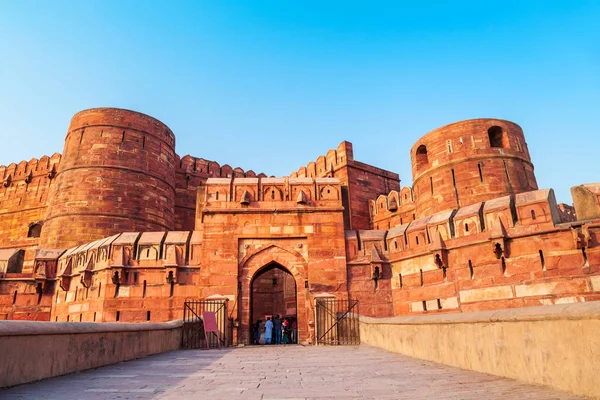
[410,118,537,218]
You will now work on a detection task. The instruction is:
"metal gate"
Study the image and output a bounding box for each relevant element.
[182,299,229,349]
[315,298,360,345]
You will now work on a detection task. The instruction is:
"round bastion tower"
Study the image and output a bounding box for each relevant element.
[411,119,538,218]
[39,108,176,249]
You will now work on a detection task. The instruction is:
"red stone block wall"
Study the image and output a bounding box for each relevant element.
[370,187,417,230]
[0,155,61,269]
[39,108,177,249]
[347,192,600,318]
[174,154,266,231]
[411,119,537,218]
[198,177,348,345]
[291,141,400,230]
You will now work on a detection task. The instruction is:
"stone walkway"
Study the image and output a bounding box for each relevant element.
[0,345,585,400]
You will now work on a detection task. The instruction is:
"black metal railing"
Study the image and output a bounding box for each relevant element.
[182,299,228,349]
[315,298,360,345]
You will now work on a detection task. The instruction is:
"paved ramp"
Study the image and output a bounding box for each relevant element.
[0,345,584,399]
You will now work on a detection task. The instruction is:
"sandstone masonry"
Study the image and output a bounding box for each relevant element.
[1,108,599,345]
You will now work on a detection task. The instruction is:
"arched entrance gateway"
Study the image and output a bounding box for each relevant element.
[250,262,297,344]
[238,244,311,345]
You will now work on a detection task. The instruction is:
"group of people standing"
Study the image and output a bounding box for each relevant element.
[253,315,297,345]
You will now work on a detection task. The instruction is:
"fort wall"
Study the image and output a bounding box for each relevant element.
[0,319,182,388]
[348,188,600,318]
[291,141,400,230]
[0,155,61,271]
[174,154,267,231]
[360,302,600,399]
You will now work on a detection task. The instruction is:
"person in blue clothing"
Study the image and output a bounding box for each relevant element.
[264,317,273,344]
[273,314,282,344]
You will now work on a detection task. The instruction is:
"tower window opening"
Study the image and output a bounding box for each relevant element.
[582,247,589,266]
[465,223,469,232]
[98,282,101,298]
[415,145,428,169]
[271,190,275,199]
[478,163,484,183]
[143,280,147,298]
[468,260,474,280]
[399,273,403,289]
[170,280,175,297]
[27,223,42,238]
[116,311,120,322]
[147,311,151,321]
[420,269,424,286]
[422,300,427,312]
[488,126,509,148]
[12,290,17,305]
[216,191,219,200]
[446,139,453,154]
[501,257,507,275]
[437,299,442,310]
[430,177,434,194]
[416,236,419,245]
[394,241,398,250]
[531,209,536,220]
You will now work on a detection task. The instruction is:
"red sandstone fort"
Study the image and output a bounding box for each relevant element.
[1,107,599,345]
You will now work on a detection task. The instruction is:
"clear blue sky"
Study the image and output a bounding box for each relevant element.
[0,1,598,203]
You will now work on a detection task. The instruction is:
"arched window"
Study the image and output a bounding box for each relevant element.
[27,222,42,238]
[488,126,509,148]
[415,145,428,169]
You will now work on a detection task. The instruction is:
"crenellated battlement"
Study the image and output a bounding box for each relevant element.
[290,141,353,178]
[370,186,417,229]
[352,188,571,264]
[175,154,268,179]
[0,153,61,186]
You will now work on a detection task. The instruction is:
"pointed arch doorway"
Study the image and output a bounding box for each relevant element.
[250,262,297,345]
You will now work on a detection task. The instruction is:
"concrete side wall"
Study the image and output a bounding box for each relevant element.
[359,301,600,399]
[0,320,182,388]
